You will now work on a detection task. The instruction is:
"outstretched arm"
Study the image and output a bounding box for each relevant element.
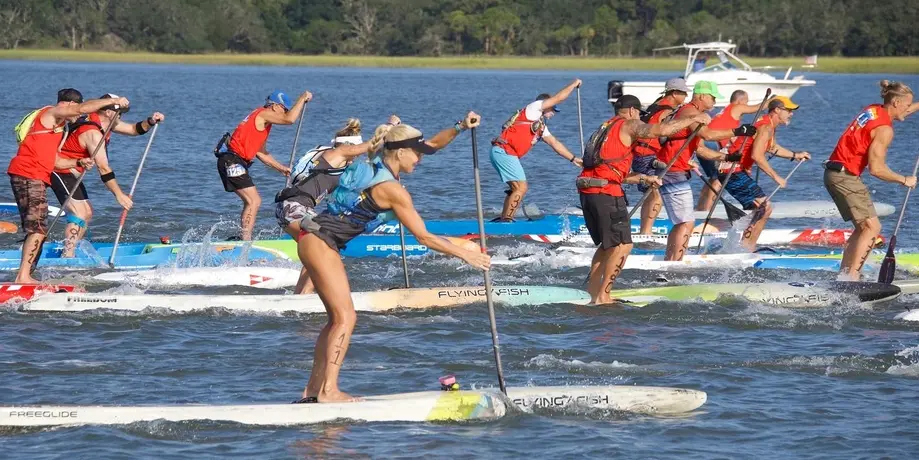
[113,112,164,136]
[47,96,129,121]
[867,126,912,185]
[731,102,766,118]
[540,79,582,111]
[542,135,582,166]
[423,111,482,151]
[259,91,313,126]
[376,183,490,270]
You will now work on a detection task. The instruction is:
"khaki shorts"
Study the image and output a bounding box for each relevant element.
[824,169,876,223]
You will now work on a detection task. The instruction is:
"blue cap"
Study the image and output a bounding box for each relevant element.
[266,90,292,110]
[536,93,560,112]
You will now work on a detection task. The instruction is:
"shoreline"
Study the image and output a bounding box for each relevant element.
[0,49,916,74]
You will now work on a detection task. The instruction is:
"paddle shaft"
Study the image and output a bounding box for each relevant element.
[694,88,772,252]
[284,108,307,188]
[627,124,704,219]
[877,154,919,283]
[109,123,159,266]
[398,179,411,288]
[576,86,585,156]
[47,109,125,237]
[764,159,805,202]
[471,126,507,395]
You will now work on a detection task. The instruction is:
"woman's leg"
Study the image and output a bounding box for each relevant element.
[299,233,359,402]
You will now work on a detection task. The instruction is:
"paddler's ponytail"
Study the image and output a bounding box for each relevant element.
[335,118,362,138]
[368,123,395,160]
[880,80,913,103]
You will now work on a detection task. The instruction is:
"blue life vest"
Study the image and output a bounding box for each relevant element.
[326,156,397,231]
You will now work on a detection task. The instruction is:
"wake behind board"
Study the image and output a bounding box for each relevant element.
[0,384,707,427]
[22,286,591,312]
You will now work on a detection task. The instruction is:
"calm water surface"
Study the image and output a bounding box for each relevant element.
[0,61,918,458]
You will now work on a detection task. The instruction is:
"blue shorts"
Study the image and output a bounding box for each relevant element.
[720,171,765,210]
[490,145,526,183]
[631,155,657,193]
[659,178,694,224]
[698,141,723,179]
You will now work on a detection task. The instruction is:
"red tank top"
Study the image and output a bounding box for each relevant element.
[492,106,546,158]
[633,104,673,157]
[656,103,703,172]
[227,107,272,162]
[578,117,632,197]
[56,113,110,174]
[723,116,775,173]
[828,104,892,176]
[8,108,66,184]
[708,103,742,149]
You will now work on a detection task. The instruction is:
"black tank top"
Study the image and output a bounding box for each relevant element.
[311,185,390,250]
[275,154,342,208]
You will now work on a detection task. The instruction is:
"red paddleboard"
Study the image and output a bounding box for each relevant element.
[0,283,83,303]
[0,221,17,233]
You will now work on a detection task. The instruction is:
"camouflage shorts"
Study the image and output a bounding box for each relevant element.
[275,199,315,229]
[9,174,49,235]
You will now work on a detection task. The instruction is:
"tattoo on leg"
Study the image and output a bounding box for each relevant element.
[855,246,872,272]
[603,256,627,293]
[330,333,346,366]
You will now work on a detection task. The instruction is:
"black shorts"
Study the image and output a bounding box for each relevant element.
[50,171,89,204]
[217,153,254,192]
[579,193,632,249]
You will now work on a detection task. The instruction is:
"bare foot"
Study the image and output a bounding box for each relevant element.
[14,276,39,284]
[317,390,363,403]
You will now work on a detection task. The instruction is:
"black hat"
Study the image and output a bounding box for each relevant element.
[57,88,83,103]
[383,135,437,155]
[536,93,561,112]
[614,95,643,112]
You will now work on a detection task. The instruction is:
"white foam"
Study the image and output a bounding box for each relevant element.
[525,354,638,371]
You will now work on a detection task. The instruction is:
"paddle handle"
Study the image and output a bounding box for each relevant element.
[110,124,159,266]
[694,88,772,252]
[471,126,507,395]
[576,86,585,157]
[627,124,704,219]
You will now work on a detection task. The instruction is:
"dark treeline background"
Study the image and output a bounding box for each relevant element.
[1,0,916,57]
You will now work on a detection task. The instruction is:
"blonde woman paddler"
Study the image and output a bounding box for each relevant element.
[294,114,488,403]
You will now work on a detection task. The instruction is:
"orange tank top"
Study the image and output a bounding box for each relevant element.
[633,104,673,157]
[708,103,742,149]
[578,117,633,197]
[656,103,704,173]
[492,107,546,158]
[828,104,892,176]
[227,107,272,162]
[722,116,775,174]
[56,113,109,174]
[8,108,67,184]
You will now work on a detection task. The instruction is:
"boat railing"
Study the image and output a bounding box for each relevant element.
[748,66,799,80]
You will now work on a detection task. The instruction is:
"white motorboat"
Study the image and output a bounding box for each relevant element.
[608,41,816,108]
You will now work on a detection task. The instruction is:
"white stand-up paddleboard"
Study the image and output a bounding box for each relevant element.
[22,286,591,312]
[494,249,765,271]
[93,267,300,289]
[563,201,895,220]
[0,385,706,427]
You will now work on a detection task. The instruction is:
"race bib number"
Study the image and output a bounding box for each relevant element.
[225,163,247,178]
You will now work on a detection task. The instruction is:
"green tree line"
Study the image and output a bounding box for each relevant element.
[1,0,916,57]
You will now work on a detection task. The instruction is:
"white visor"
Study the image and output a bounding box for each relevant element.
[333,135,363,145]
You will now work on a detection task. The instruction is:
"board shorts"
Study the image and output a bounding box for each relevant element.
[631,154,657,193]
[9,174,48,235]
[720,171,765,210]
[275,199,316,229]
[699,141,723,179]
[824,168,876,223]
[579,192,632,249]
[217,153,254,192]
[490,145,526,183]
[659,177,694,225]
[50,171,89,204]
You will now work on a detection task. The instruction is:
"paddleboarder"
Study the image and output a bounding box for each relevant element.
[51,93,165,258]
[216,90,311,241]
[656,81,757,261]
[577,95,711,304]
[826,80,919,281]
[695,90,768,211]
[295,119,489,403]
[490,79,583,222]
[632,78,689,235]
[706,96,810,250]
[8,89,128,283]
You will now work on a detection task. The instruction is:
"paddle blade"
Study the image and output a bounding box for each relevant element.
[722,199,747,222]
[877,234,898,284]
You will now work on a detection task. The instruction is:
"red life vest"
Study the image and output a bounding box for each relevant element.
[828,104,892,177]
[56,113,109,174]
[656,102,704,173]
[577,117,632,197]
[492,107,546,158]
[721,116,775,174]
[708,103,742,149]
[8,107,67,184]
[227,107,272,162]
[633,103,674,157]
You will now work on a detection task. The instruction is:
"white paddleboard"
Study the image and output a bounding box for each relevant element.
[896,310,919,321]
[0,385,707,427]
[562,201,894,220]
[494,249,764,271]
[92,267,300,289]
[527,227,857,247]
[22,286,591,312]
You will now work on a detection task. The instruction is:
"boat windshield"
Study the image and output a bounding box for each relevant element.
[694,51,738,73]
